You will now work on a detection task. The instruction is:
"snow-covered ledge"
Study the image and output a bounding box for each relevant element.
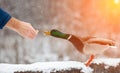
[0,61,92,73]
[90,58,120,73]
[0,58,120,73]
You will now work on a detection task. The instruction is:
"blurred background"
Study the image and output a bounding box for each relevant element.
[0,0,120,64]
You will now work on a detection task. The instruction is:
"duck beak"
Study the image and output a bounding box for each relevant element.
[44,31,51,35]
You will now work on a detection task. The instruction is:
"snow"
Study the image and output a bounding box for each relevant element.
[92,58,120,67]
[1,59,120,73]
[0,61,92,73]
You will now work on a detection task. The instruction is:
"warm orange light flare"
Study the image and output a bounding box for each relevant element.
[114,0,119,4]
[96,0,120,25]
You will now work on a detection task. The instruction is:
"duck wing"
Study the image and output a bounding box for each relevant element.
[85,37,115,46]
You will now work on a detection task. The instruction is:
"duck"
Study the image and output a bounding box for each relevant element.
[44,29,117,66]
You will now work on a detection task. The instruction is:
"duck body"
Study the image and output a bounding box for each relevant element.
[83,43,109,55]
[83,37,116,55]
[45,29,116,55]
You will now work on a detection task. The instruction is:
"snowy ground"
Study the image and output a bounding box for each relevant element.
[92,58,120,67]
[0,58,120,73]
[0,61,92,73]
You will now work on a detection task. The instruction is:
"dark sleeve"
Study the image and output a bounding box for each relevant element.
[0,8,11,29]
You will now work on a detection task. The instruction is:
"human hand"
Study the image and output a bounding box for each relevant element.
[15,21,39,39]
[5,17,38,39]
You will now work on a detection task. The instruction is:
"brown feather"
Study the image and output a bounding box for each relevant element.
[68,35,84,53]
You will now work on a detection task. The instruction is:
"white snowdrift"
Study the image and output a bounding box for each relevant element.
[0,58,120,73]
[0,61,92,73]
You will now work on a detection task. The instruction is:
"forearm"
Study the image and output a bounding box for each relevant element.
[5,17,21,31]
[0,8,11,29]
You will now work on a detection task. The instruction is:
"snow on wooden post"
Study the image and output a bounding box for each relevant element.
[0,61,92,73]
[1,58,120,73]
[90,58,120,73]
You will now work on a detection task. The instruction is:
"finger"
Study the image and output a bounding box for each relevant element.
[29,30,38,39]
[36,30,39,34]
